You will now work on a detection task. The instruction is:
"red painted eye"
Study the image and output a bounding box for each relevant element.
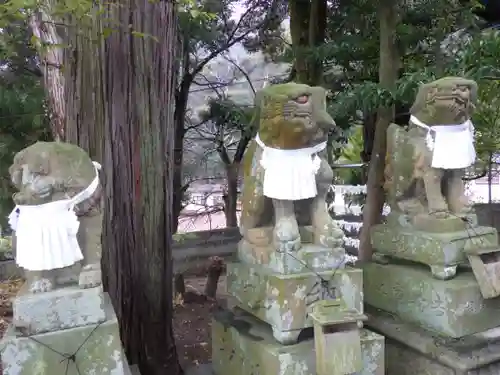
[295,95,309,104]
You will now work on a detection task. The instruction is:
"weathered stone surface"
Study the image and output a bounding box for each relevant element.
[2,293,125,375]
[366,308,500,375]
[371,222,497,269]
[383,77,478,218]
[363,262,500,338]
[211,308,384,375]
[310,300,366,375]
[227,262,363,343]
[13,284,106,335]
[238,231,346,274]
[9,141,103,293]
[239,83,342,256]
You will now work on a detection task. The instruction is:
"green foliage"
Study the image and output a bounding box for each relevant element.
[200,97,255,139]
[0,79,51,229]
[335,125,365,185]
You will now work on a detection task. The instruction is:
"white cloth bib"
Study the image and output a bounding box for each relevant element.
[8,161,102,271]
[255,134,326,200]
[410,115,476,169]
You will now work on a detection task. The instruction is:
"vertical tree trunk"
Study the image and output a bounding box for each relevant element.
[289,0,311,84]
[289,0,327,86]
[63,11,106,163]
[102,1,182,373]
[29,10,65,141]
[358,0,399,262]
[224,164,239,228]
[172,91,189,234]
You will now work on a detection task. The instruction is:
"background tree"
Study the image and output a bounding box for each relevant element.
[0,16,51,230]
[172,0,287,232]
[0,79,50,229]
[197,98,255,226]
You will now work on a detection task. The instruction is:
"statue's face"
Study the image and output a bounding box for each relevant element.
[281,88,335,132]
[417,77,477,125]
[257,83,336,148]
[9,157,53,203]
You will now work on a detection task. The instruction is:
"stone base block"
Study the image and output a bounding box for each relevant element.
[363,262,500,338]
[227,261,363,344]
[13,284,106,334]
[371,222,497,278]
[238,226,345,274]
[366,308,500,375]
[2,293,126,375]
[211,308,384,375]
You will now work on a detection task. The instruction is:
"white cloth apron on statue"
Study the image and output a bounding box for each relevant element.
[255,134,327,200]
[8,161,102,271]
[410,115,476,169]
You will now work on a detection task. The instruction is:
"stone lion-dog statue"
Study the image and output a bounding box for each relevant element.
[8,141,103,293]
[384,76,478,222]
[240,83,344,253]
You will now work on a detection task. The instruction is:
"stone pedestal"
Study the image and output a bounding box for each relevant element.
[366,308,500,375]
[211,308,384,375]
[13,284,106,334]
[227,262,363,343]
[371,221,497,279]
[1,285,130,375]
[363,262,500,338]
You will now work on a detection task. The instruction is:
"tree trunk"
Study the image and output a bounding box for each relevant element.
[289,0,311,84]
[102,1,182,373]
[224,163,239,228]
[289,0,327,86]
[204,257,224,299]
[174,273,186,297]
[63,11,106,163]
[358,0,399,262]
[29,9,65,141]
[172,86,189,234]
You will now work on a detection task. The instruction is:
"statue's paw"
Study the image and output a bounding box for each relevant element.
[274,218,301,252]
[29,278,54,293]
[276,236,302,253]
[78,267,102,289]
[428,202,450,218]
[315,222,344,247]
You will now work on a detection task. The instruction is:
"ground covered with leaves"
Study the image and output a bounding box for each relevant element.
[173,276,227,369]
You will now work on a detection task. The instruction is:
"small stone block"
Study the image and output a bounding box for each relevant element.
[211,308,384,375]
[363,262,500,338]
[13,284,106,335]
[226,262,363,342]
[366,308,500,375]
[311,300,365,375]
[371,223,497,267]
[2,293,126,375]
[309,299,366,325]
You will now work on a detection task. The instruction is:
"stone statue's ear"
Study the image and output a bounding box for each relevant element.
[8,164,21,188]
[410,84,429,115]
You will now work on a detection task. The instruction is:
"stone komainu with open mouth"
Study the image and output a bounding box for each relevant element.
[239,83,343,253]
[384,76,478,222]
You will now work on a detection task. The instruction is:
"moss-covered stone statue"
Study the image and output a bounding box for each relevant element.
[212,83,384,372]
[371,77,499,281]
[384,76,477,222]
[8,142,102,293]
[240,83,343,260]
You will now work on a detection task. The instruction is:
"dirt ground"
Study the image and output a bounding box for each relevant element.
[174,276,227,369]
[0,275,225,372]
